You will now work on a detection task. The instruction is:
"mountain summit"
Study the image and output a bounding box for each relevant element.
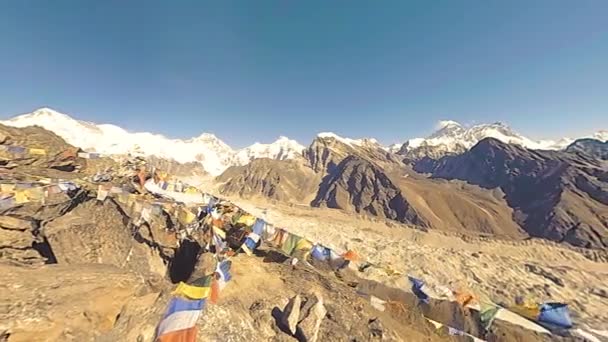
[395,121,576,161]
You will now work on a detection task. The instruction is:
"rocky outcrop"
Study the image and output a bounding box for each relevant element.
[415,138,608,248]
[566,138,608,160]
[44,198,167,277]
[0,262,148,341]
[312,156,424,226]
[217,158,320,202]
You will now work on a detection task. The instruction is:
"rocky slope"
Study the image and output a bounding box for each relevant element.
[566,139,608,160]
[219,134,529,239]
[414,138,608,249]
[311,155,424,225]
[305,134,403,174]
[217,158,320,202]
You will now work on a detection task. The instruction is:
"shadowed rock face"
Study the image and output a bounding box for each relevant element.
[312,156,424,226]
[566,138,608,160]
[415,138,608,249]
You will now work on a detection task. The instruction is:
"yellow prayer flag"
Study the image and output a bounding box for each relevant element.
[24,188,44,201]
[295,238,314,251]
[14,191,29,204]
[184,187,198,194]
[425,318,444,330]
[0,184,16,193]
[172,282,211,299]
[213,226,226,239]
[28,148,47,155]
[511,304,541,320]
[177,208,196,225]
[237,214,257,227]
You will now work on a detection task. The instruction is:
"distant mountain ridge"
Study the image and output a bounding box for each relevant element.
[2,107,605,174]
[414,138,608,248]
[1,108,306,175]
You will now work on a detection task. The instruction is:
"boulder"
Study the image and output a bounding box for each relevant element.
[0,216,33,231]
[44,198,166,277]
[297,293,326,342]
[282,294,302,335]
[0,262,147,341]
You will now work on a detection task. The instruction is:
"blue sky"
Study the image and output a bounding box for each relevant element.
[0,1,606,147]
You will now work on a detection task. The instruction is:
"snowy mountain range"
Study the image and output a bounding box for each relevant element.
[392,120,608,157]
[1,108,606,175]
[0,108,305,175]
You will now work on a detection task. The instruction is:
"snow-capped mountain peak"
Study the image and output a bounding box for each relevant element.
[233,136,305,165]
[316,132,380,148]
[0,108,303,176]
[400,120,565,155]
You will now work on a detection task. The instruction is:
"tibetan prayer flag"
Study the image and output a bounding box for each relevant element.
[236,214,256,227]
[212,226,226,240]
[281,233,301,255]
[28,148,46,155]
[511,303,541,321]
[24,187,44,201]
[262,223,276,241]
[408,276,430,304]
[173,282,211,300]
[448,327,465,336]
[210,260,232,304]
[0,184,16,193]
[311,244,330,261]
[7,146,26,154]
[538,303,572,328]
[328,249,348,270]
[455,290,474,307]
[14,190,29,204]
[295,238,313,251]
[342,250,359,261]
[241,219,266,255]
[162,297,205,318]
[425,318,443,330]
[155,297,205,342]
[177,207,196,225]
[157,326,197,342]
[480,302,500,330]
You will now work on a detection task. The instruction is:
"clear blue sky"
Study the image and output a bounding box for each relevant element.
[0,1,606,147]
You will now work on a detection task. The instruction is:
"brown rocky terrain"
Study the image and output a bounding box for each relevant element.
[229,196,608,334]
[217,158,320,202]
[414,138,608,249]
[4,124,560,341]
[312,155,424,225]
[217,135,530,240]
[304,136,403,174]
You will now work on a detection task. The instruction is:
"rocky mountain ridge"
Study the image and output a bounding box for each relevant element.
[414,138,608,249]
[3,107,605,176]
[395,121,608,162]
